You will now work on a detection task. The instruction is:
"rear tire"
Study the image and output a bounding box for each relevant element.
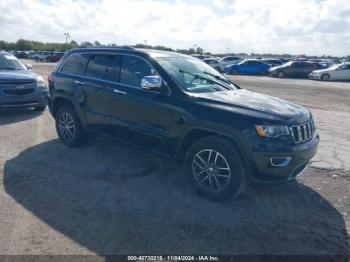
[185,136,246,201]
[321,74,330,81]
[55,105,88,147]
[232,69,239,75]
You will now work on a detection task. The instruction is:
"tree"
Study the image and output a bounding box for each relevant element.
[80,41,93,47]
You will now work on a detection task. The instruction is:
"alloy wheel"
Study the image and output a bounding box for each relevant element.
[58,112,76,141]
[192,149,231,192]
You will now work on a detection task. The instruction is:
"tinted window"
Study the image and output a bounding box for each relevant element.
[61,54,89,75]
[120,56,154,87]
[340,64,350,70]
[86,54,120,81]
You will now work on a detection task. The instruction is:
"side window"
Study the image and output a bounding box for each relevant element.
[120,56,154,88]
[86,54,120,81]
[61,54,89,75]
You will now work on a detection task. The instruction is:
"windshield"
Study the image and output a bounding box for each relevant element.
[0,54,26,70]
[327,64,341,70]
[155,56,237,93]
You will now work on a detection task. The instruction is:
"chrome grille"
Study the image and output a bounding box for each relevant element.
[290,121,314,144]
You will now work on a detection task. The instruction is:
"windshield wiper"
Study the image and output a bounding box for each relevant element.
[179,69,232,90]
[202,71,233,85]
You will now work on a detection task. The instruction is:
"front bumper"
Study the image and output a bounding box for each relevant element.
[249,134,320,183]
[309,74,321,80]
[0,85,48,109]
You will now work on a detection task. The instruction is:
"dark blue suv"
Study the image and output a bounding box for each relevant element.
[48,47,319,200]
[0,51,48,111]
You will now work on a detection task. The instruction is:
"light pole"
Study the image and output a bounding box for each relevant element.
[144,40,148,47]
[64,33,70,51]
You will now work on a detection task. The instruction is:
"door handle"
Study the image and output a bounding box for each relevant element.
[74,80,85,85]
[113,89,127,95]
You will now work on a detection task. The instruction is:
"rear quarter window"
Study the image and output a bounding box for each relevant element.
[60,54,89,76]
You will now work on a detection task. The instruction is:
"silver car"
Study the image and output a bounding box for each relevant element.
[202,58,225,73]
[309,63,350,81]
[0,51,48,110]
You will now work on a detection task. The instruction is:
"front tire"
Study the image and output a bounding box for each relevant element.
[277,71,285,78]
[185,136,246,201]
[55,105,88,147]
[321,74,330,81]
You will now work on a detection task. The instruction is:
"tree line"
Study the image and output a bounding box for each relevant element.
[0,39,348,59]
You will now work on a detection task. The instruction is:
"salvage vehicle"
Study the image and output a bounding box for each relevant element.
[225,59,270,75]
[202,58,225,72]
[0,51,48,111]
[48,47,319,200]
[309,63,350,81]
[47,52,65,63]
[269,61,317,78]
[219,56,242,66]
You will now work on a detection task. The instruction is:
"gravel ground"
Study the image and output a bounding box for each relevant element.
[0,62,349,258]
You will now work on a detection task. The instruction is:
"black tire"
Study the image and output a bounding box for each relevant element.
[321,74,330,81]
[185,136,246,201]
[232,69,239,75]
[34,105,47,112]
[215,66,221,72]
[277,71,285,78]
[34,57,39,61]
[55,105,88,147]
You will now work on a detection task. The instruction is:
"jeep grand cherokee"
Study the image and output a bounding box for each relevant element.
[48,47,319,200]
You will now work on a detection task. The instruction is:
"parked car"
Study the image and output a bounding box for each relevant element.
[33,51,52,61]
[309,63,350,81]
[202,58,225,72]
[0,51,48,111]
[191,54,212,60]
[261,58,283,67]
[15,51,28,59]
[47,52,65,62]
[269,61,317,78]
[48,47,319,201]
[219,56,242,66]
[225,59,271,75]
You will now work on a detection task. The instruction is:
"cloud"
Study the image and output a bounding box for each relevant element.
[0,0,349,56]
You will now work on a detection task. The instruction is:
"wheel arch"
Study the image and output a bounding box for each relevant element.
[175,127,248,166]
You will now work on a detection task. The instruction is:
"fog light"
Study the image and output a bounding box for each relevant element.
[270,157,292,167]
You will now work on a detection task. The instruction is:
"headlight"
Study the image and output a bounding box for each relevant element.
[255,125,289,137]
[36,76,46,86]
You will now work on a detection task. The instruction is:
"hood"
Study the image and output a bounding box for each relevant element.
[269,65,286,71]
[0,70,37,81]
[193,89,310,123]
[311,68,331,74]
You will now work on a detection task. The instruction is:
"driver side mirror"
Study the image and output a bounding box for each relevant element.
[141,76,169,94]
[25,64,32,71]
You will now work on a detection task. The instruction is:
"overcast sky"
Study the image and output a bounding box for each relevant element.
[0,0,349,56]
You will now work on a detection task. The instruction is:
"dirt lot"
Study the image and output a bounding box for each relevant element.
[0,61,349,258]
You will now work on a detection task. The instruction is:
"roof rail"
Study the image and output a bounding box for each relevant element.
[78,45,135,50]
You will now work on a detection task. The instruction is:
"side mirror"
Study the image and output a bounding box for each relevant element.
[25,64,32,71]
[141,76,168,94]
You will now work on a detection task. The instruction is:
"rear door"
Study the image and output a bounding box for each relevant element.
[82,53,121,130]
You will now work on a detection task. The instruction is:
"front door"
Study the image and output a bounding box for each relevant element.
[108,54,173,154]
